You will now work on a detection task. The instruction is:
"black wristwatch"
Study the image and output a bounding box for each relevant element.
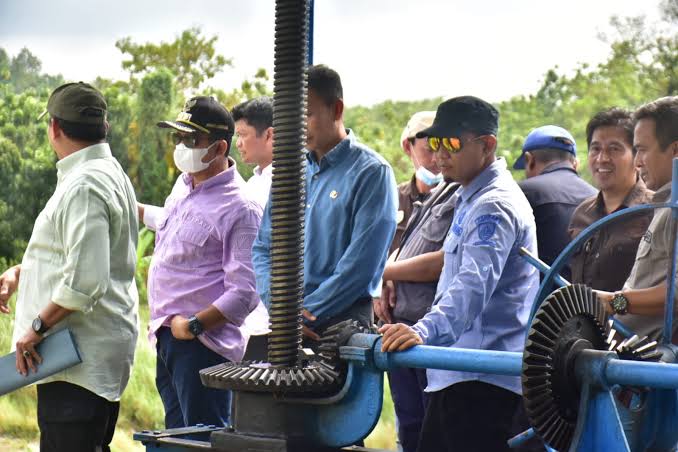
[610,292,630,315]
[32,315,49,335]
[187,315,204,337]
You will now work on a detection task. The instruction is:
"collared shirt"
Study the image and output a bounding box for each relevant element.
[252,131,398,328]
[569,179,654,292]
[145,161,262,362]
[393,181,460,324]
[246,164,273,208]
[12,143,139,402]
[519,161,597,280]
[390,175,430,256]
[413,159,539,395]
[620,182,674,340]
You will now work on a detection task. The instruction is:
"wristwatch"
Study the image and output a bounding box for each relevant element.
[31,315,49,335]
[187,315,205,337]
[609,292,630,315]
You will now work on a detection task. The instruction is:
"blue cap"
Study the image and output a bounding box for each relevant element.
[513,125,577,170]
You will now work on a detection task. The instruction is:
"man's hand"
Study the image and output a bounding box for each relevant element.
[594,290,614,314]
[0,265,21,314]
[374,281,397,323]
[16,329,43,376]
[170,315,196,340]
[302,309,320,341]
[378,323,423,352]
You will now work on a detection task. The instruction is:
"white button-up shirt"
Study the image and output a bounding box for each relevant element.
[245,164,273,208]
[12,143,139,401]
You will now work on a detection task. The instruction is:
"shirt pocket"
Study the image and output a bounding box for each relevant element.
[177,223,210,247]
[420,203,455,245]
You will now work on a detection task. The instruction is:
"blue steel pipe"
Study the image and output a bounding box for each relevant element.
[371,337,523,376]
[605,359,678,389]
[662,158,678,344]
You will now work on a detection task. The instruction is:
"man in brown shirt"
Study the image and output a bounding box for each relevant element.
[569,108,654,292]
[596,97,678,342]
[389,111,441,255]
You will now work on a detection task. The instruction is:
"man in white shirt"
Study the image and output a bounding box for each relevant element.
[232,97,274,355]
[0,82,138,452]
[233,97,273,208]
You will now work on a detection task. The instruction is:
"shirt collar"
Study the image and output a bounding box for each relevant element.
[254,163,273,177]
[306,129,355,168]
[56,143,112,179]
[457,158,507,203]
[403,174,425,202]
[182,157,239,192]
[540,160,577,175]
[653,181,672,203]
[594,177,649,214]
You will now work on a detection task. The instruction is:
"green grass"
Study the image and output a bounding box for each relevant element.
[0,291,397,451]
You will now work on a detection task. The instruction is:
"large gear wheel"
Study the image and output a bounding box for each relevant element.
[522,284,662,451]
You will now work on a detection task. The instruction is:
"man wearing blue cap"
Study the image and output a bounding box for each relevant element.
[380,96,539,452]
[515,125,596,279]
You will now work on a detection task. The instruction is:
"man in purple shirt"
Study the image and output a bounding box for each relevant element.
[138,96,262,428]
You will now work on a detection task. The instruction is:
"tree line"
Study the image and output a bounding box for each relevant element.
[0,4,676,272]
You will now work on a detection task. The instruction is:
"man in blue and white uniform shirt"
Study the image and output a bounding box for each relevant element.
[252,64,398,343]
[380,96,539,452]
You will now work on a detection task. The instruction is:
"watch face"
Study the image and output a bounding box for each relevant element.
[32,317,42,333]
[612,294,628,313]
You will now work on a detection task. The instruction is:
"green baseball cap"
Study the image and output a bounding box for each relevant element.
[38,82,107,125]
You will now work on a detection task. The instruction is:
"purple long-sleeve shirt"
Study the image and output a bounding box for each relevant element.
[145,162,262,362]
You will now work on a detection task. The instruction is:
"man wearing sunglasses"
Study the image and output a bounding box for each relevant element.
[138,96,262,429]
[380,96,539,452]
[514,125,596,281]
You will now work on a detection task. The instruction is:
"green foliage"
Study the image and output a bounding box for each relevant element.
[116,27,232,93]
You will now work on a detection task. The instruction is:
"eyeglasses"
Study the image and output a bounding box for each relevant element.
[428,136,484,154]
[172,132,211,148]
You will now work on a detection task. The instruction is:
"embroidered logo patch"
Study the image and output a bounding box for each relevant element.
[451,211,467,236]
[473,214,500,246]
[643,230,653,244]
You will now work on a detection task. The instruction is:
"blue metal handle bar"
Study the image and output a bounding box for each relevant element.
[371,338,523,376]
[663,159,678,343]
[368,337,678,390]
[520,246,634,338]
[530,202,677,326]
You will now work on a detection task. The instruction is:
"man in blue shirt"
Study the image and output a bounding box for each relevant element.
[252,65,397,341]
[380,96,539,452]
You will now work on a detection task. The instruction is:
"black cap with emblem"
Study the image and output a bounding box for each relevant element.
[157,96,234,139]
[38,82,107,125]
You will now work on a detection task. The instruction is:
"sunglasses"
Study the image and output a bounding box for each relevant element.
[428,136,485,154]
[172,132,210,148]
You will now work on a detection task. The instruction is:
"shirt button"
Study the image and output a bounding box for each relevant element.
[306,204,311,208]
[313,174,318,180]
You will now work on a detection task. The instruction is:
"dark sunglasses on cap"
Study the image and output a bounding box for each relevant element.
[172,132,211,148]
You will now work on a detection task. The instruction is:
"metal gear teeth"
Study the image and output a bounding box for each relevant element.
[605,320,663,362]
[199,360,343,395]
[317,320,368,365]
[522,284,608,452]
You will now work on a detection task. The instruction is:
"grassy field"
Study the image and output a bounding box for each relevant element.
[0,297,397,451]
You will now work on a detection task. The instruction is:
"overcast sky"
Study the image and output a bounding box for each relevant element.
[0,0,663,106]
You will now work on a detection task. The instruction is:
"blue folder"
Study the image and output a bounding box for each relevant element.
[0,328,82,396]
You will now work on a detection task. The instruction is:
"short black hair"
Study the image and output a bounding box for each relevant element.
[52,116,106,143]
[308,64,343,106]
[232,97,273,135]
[530,148,575,165]
[586,108,634,149]
[634,96,678,151]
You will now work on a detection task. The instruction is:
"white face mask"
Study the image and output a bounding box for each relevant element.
[173,142,217,174]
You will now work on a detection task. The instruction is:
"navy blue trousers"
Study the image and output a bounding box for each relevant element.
[155,327,232,429]
[388,366,429,452]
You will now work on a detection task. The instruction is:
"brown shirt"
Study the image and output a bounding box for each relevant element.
[568,179,654,292]
[621,182,675,340]
[390,175,431,256]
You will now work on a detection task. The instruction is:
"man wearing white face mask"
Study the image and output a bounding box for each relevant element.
[137,96,262,429]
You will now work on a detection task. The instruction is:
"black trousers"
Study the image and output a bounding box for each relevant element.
[37,381,119,452]
[416,381,538,452]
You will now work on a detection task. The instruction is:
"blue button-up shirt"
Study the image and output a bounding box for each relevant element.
[413,158,538,394]
[252,131,398,327]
